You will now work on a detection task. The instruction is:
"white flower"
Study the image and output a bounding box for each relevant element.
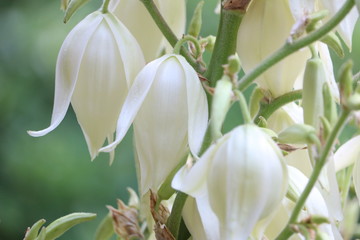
[100,54,208,195]
[28,11,145,161]
[237,0,310,97]
[173,124,288,240]
[110,0,186,61]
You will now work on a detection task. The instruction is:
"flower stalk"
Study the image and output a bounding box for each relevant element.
[275,109,351,240]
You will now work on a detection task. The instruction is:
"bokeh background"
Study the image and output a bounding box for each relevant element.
[0,0,359,239]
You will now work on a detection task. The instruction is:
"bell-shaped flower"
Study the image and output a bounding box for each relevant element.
[173,124,288,240]
[110,0,186,61]
[28,11,145,161]
[100,54,208,195]
[237,0,310,97]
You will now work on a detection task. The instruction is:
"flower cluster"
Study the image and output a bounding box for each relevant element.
[26,0,360,239]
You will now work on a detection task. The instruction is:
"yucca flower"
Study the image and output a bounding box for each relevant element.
[100,54,208,195]
[28,11,145,162]
[173,124,288,240]
[110,0,186,61]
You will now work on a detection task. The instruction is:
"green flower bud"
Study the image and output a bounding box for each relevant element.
[95,214,114,240]
[302,56,326,129]
[211,76,233,140]
[188,1,204,38]
[24,219,46,240]
[45,212,96,240]
[310,215,331,225]
[338,60,354,106]
[257,116,267,128]
[249,87,264,119]
[320,32,345,58]
[322,82,338,127]
[278,124,318,145]
[63,0,90,23]
[37,227,47,240]
[225,54,241,77]
[200,35,216,52]
[346,94,360,110]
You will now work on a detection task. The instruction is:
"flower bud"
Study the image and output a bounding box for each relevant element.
[110,0,185,61]
[302,56,327,129]
[28,11,145,162]
[188,1,204,38]
[278,124,318,145]
[173,124,287,240]
[338,60,354,106]
[100,54,208,195]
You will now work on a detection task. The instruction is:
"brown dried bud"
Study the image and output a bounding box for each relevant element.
[107,199,143,240]
[223,0,252,11]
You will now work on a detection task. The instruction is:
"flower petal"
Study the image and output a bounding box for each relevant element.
[176,55,209,156]
[104,13,145,86]
[99,55,170,153]
[334,135,360,171]
[28,12,103,137]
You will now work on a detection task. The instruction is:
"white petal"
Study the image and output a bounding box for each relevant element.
[267,102,304,133]
[104,13,145,86]
[353,159,360,205]
[172,139,227,198]
[133,56,189,193]
[99,55,169,153]
[182,197,218,240]
[195,194,220,240]
[71,16,127,159]
[334,135,360,171]
[289,0,314,20]
[176,55,209,156]
[28,12,102,137]
[320,0,359,49]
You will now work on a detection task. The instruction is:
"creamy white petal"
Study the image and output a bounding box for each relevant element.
[237,0,310,97]
[320,0,359,49]
[99,55,169,153]
[289,0,314,20]
[182,197,219,240]
[133,56,189,193]
[71,16,127,159]
[334,135,360,171]
[267,102,304,133]
[172,140,227,198]
[176,55,209,156]
[104,13,145,86]
[353,159,360,205]
[28,12,102,137]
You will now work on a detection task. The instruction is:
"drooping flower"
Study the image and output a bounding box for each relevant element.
[28,11,145,161]
[173,124,288,240]
[237,0,310,97]
[110,0,186,61]
[100,54,208,195]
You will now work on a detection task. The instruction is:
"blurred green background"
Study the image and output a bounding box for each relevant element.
[0,0,359,239]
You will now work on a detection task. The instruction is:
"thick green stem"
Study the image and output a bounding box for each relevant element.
[166,192,188,239]
[101,0,111,13]
[140,0,205,73]
[255,90,302,124]
[205,9,243,88]
[238,0,355,91]
[275,110,351,240]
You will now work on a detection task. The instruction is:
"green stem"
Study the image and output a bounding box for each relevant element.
[166,192,188,239]
[101,0,111,13]
[140,0,205,74]
[255,90,302,124]
[237,0,355,91]
[341,164,354,208]
[173,35,202,59]
[234,90,252,124]
[205,8,244,88]
[275,109,351,240]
